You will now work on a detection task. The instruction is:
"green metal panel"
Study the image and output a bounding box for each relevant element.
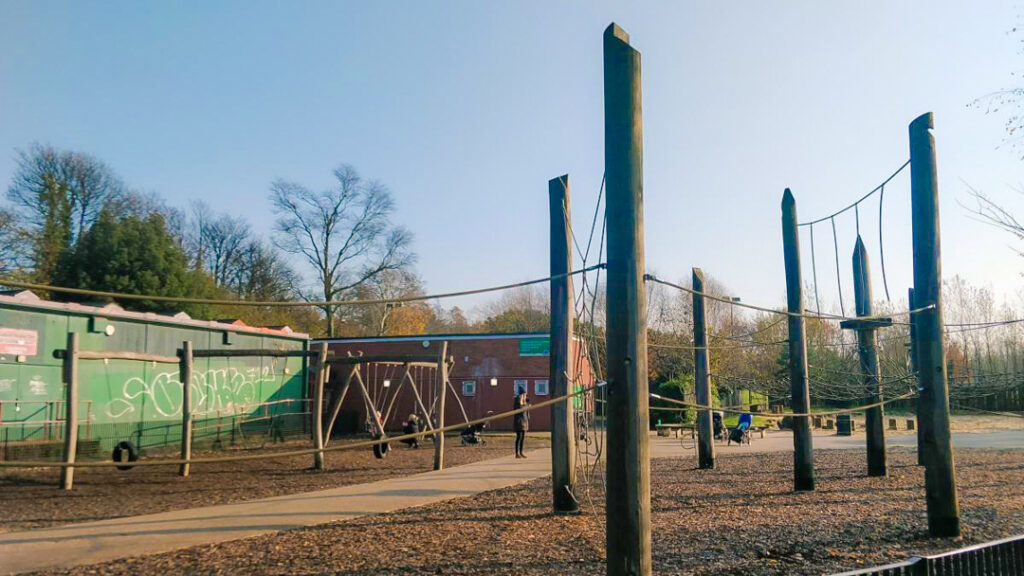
[0,302,308,453]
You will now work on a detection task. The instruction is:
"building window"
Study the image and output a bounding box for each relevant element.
[462,381,476,397]
[514,379,528,395]
[535,379,550,396]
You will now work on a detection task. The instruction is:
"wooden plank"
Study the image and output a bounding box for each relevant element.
[67,350,180,364]
[604,22,651,576]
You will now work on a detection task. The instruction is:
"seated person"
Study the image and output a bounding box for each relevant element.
[401,414,421,449]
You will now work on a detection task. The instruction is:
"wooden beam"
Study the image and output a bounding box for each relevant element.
[178,341,194,477]
[847,236,887,477]
[604,22,651,576]
[692,268,715,470]
[353,367,386,438]
[323,364,358,446]
[909,112,960,537]
[192,348,318,359]
[382,364,412,428]
[312,343,328,471]
[433,341,449,471]
[60,333,79,491]
[329,354,437,365]
[781,188,816,491]
[549,173,578,513]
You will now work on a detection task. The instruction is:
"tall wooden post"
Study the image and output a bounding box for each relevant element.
[850,237,887,477]
[604,22,651,576]
[179,341,194,477]
[909,112,960,537]
[909,288,927,467]
[549,174,579,513]
[433,341,449,471]
[313,342,328,471]
[60,332,79,491]
[781,189,815,491]
[692,268,715,469]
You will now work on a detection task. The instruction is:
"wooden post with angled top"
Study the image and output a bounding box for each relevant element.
[549,174,579,513]
[692,268,715,469]
[60,332,79,491]
[781,189,815,491]
[604,22,651,576]
[909,112,960,537]
[433,341,449,471]
[313,342,328,471]
[179,341,194,477]
[846,236,887,477]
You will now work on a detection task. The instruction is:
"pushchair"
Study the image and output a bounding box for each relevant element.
[460,420,488,445]
[728,413,753,445]
[712,411,726,440]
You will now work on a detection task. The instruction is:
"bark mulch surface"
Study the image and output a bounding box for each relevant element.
[22,448,1024,576]
[0,435,539,533]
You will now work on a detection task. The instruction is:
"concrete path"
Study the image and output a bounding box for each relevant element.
[0,449,552,575]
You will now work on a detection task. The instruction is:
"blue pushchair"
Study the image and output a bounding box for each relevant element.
[728,413,753,445]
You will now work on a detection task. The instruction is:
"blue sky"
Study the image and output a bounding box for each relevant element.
[1,2,1021,316]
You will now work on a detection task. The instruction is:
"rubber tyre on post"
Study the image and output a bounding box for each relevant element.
[112,440,139,470]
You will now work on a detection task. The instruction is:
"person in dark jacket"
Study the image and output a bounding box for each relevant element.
[513,391,530,458]
[401,414,421,449]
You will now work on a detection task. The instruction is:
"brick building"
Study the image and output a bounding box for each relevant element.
[316,332,596,433]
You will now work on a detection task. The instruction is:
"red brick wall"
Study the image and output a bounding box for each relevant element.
[318,334,596,433]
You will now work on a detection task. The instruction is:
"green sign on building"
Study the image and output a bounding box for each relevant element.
[518,336,550,356]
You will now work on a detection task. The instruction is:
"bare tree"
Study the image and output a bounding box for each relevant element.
[351,269,429,336]
[6,144,124,280]
[0,207,29,275]
[226,239,299,301]
[270,164,415,336]
[7,144,124,239]
[202,213,250,287]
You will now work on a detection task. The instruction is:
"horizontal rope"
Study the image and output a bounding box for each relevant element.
[645,275,930,324]
[0,383,600,469]
[648,389,918,417]
[0,264,605,308]
[798,160,910,227]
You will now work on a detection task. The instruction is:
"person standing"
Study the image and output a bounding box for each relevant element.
[513,391,530,458]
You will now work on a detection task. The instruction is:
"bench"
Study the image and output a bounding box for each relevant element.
[655,423,695,438]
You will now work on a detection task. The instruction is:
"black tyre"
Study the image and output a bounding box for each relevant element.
[112,440,138,470]
[372,437,389,459]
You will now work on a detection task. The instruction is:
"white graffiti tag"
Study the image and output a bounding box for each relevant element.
[104,367,277,420]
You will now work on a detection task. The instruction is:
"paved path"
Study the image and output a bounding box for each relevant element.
[0,450,552,575]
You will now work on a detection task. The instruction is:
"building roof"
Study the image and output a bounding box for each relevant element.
[0,291,308,340]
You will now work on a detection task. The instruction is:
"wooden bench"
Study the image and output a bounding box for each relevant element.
[655,423,695,438]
